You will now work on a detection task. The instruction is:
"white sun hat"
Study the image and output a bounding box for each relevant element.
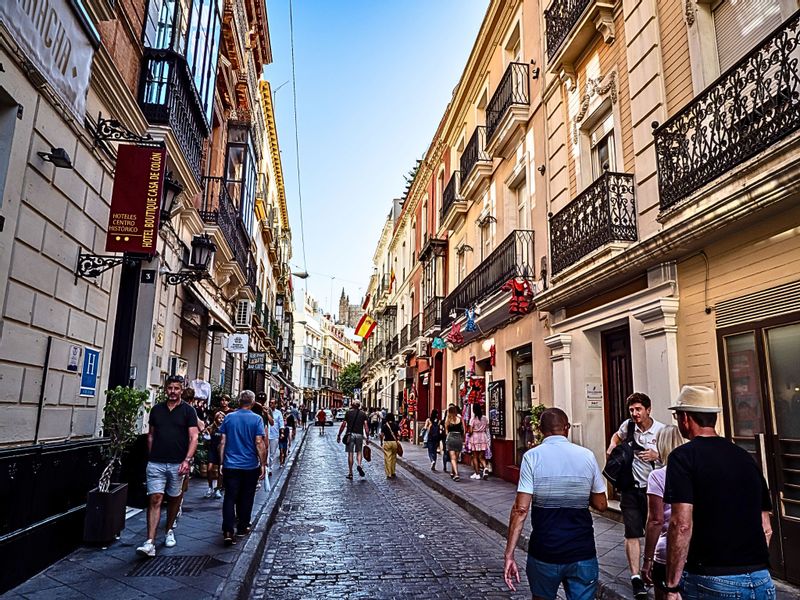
[668,385,721,413]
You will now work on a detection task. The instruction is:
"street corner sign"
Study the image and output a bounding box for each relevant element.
[106,145,166,254]
[0,0,98,121]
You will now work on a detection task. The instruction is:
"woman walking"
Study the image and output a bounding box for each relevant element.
[381,413,401,479]
[641,425,686,599]
[468,403,489,480]
[444,405,464,481]
[205,411,225,498]
[422,409,441,471]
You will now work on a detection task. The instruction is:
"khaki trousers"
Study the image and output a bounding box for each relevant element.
[383,441,398,477]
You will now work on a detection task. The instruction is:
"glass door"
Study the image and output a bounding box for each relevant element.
[764,322,800,583]
[722,332,766,458]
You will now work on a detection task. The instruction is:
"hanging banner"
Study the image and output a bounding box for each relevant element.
[488,380,506,439]
[0,0,97,120]
[225,333,249,354]
[246,352,267,371]
[106,145,166,254]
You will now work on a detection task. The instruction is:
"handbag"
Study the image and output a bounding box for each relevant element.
[603,420,644,491]
[389,426,403,457]
[342,433,350,445]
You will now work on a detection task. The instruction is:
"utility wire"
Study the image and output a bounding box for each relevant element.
[288,0,308,291]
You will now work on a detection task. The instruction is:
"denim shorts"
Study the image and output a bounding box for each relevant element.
[526,555,598,600]
[146,461,183,497]
[683,570,776,599]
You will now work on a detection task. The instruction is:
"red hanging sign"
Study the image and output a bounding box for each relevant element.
[105,145,166,254]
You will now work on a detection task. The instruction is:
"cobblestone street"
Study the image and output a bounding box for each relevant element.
[249,429,530,599]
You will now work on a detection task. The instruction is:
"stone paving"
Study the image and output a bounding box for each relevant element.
[250,429,532,600]
[0,429,306,600]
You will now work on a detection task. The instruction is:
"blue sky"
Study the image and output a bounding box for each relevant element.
[264,1,489,316]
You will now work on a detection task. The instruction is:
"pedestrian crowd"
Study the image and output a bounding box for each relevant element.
[503,386,775,600]
[135,375,308,556]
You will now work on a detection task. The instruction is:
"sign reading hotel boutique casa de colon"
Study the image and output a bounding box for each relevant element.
[106,145,166,254]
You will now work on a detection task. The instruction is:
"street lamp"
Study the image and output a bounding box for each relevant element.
[162,234,217,285]
[291,271,309,279]
[160,171,184,226]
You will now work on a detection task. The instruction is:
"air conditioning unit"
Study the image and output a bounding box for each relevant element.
[415,340,427,357]
[235,299,253,328]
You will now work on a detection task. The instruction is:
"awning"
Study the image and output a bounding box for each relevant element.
[272,371,297,391]
[188,282,235,332]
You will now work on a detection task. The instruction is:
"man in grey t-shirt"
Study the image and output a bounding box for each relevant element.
[606,392,664,599]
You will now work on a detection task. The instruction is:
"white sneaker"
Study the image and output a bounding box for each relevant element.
[214,489,223,499]
[204,488,214,498]
[470,473,481,480]
[165,529,176,548]
[136,540,156,557]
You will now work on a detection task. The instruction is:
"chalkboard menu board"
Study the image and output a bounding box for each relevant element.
[246,352,267,371]
[488,380,505,439]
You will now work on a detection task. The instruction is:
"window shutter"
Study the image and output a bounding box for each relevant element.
[714,0,782,73]
[235,299,253,328]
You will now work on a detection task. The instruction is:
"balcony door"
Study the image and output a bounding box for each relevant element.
[719,314,800,584]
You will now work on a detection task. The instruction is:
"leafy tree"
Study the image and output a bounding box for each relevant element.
[339,363,361,399]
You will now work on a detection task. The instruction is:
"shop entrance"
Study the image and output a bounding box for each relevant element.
[719,313,800,583]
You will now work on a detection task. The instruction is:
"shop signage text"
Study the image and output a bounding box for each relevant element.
[488,380,506,439]
[225,333,249,354]
[246,352,266,371]
[106,145,165,254]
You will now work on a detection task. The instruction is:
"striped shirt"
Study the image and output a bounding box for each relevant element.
[518,435,606,563]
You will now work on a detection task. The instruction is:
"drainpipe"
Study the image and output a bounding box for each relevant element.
[34,336,53,444]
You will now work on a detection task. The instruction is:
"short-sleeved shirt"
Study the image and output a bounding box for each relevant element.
[148,401,198,464]
[663,436,771,574]
[517,435,607,564]
[617,418,665,486]
[268,409,284,440]
[381,422,400,441]
[344,409,368,435]
[646,467,670,564]
[219,409,265,470]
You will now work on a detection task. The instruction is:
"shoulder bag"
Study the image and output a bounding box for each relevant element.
[390,426,403,457]
[603,420,644,491]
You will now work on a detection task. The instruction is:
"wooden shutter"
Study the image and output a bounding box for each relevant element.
[714,0,783,73]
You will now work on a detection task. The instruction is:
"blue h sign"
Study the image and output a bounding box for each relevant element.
[80,348,100,397]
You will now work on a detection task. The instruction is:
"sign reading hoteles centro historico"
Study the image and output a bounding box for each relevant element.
[106,145,166,254]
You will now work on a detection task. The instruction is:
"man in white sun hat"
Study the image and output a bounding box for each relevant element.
[662,385,775,600]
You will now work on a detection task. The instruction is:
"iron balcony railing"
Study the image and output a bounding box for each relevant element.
[410,313,420,339]
[440,171,462,222]
[441,230,535,328]
[544,0,592,62]
[460,126,491,182]
[390,335,399,356]
[245,265,257,294]
[549,172,637,274]
[653,11,800,211]
[486,62,530,142]
[200,176,252,278]
[423,296,444,332]
[138,48,207,180]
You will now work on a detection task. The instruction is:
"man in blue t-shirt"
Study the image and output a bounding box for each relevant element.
[218,390,266,545]
[504,408,608,600]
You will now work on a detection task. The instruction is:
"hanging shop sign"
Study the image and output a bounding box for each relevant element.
[225,333,249,354]
[106,145,166,254]
[246,352,267,371]
[0,0,98,120]
[488,380,506,439]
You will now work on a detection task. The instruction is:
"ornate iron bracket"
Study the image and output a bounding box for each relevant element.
[75,249,130,282]
[93,112,154,146]
[163,269,210,286]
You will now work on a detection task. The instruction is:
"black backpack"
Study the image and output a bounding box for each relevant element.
[428,419,440,441]
[603,420,645,491]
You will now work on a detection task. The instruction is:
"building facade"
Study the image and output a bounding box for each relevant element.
[0,0,294,589]
[358,0,800,580]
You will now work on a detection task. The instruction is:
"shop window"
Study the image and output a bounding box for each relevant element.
[511,345,533,465]
[722,332,765,455]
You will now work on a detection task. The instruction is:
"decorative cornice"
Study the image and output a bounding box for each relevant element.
[684,0,696,26]
[571,71,618,144]
[259,80,289,232]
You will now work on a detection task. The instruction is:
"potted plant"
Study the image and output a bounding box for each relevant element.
[529,403,548,447]
[83,385,149,544]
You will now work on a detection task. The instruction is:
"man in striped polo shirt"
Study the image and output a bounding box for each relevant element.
[504,408,608,600]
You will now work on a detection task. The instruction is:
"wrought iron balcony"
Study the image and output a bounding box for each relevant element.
[400,324,409,348]
[441,230,535,328]
[549,172,637,274]
[460,126,491,183]
[138,48,207,181]
[440,171,467,227]
[200,176,252,279]
[545,0,591,62]
[410,314,420,339]
[486,62,530,143]
[423,296,444,333]
[654,12,800,211]
[245,265,257,294]
[390,335,399,357]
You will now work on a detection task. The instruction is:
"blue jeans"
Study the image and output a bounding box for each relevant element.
[683,570,775,599]
[426,443,437,464]
[526,555,598,600]
[221,467,260,534]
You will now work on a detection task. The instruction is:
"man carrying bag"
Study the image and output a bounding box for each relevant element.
[337,400,369,480]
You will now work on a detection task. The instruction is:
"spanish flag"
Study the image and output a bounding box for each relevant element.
[354,314,377,340]
[361,293,371,310]
[388,268,396,293]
